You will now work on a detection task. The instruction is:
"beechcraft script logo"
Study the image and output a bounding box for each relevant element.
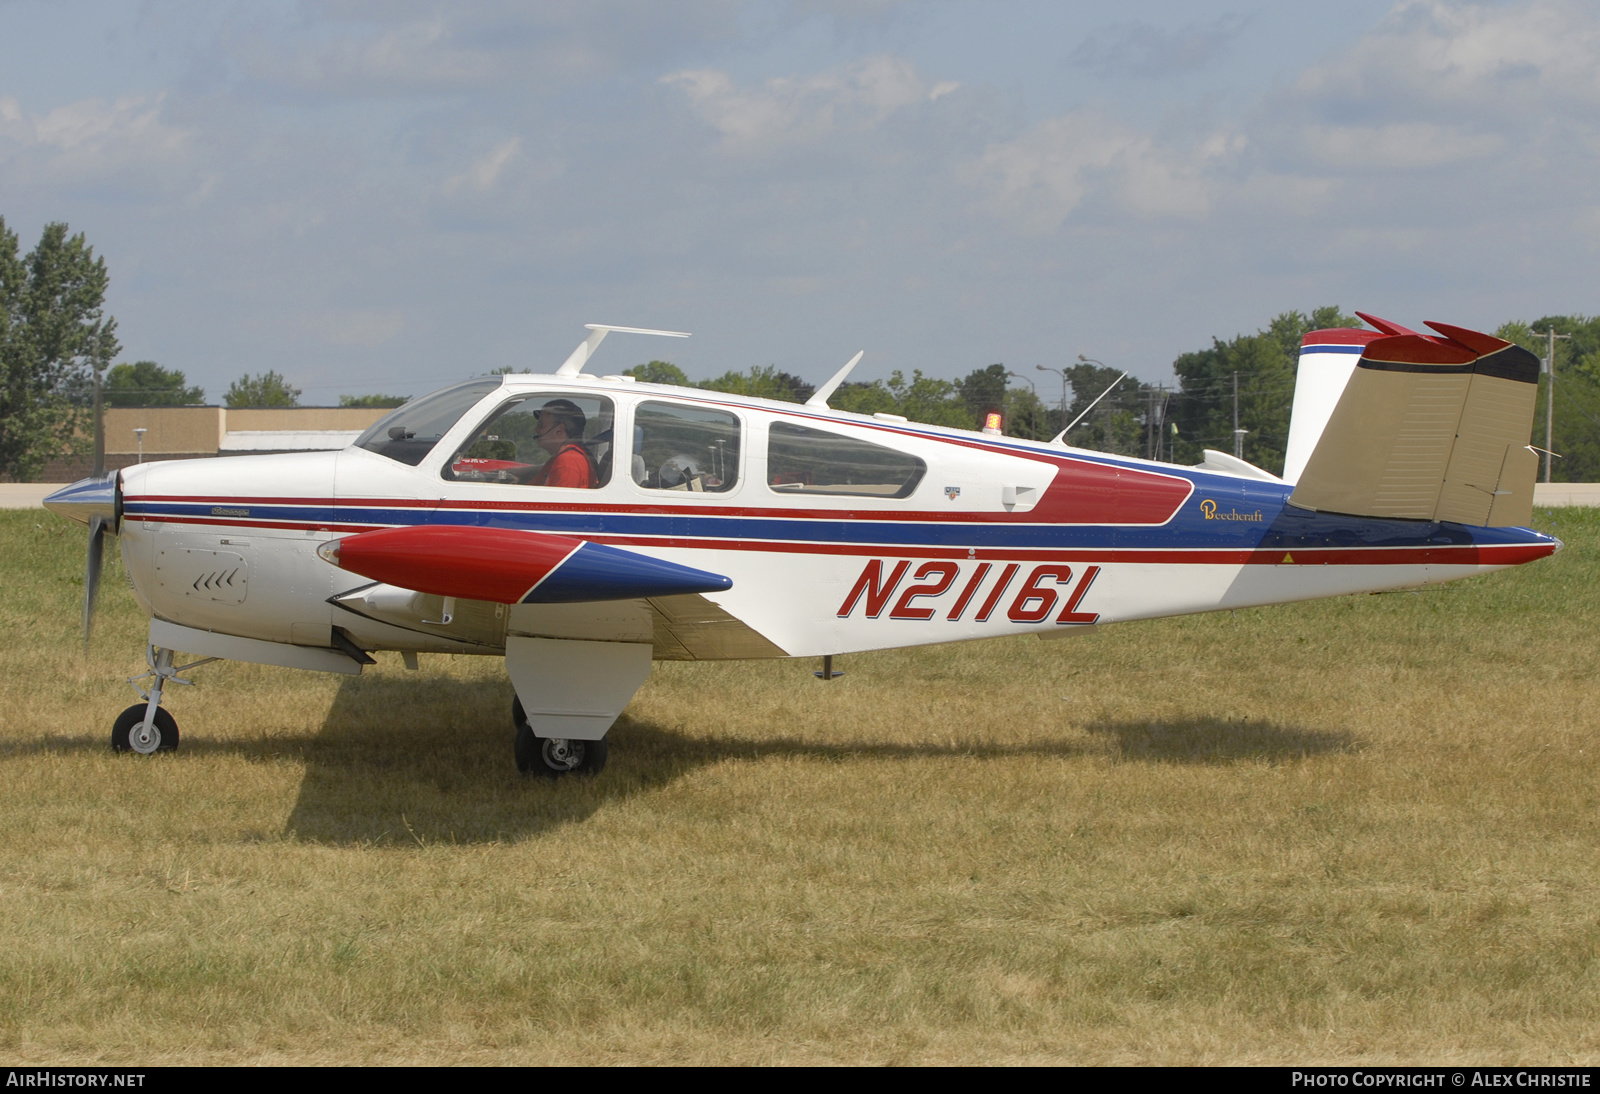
[837,559,1100,625]
[1200,499,1263,522]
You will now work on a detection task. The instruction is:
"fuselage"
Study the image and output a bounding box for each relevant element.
[112,372,1560,661]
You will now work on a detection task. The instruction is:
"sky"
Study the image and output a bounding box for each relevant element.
[1,0,1596,404]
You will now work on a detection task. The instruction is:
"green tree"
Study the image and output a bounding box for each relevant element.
[1497,315,1600,482]
[698,365,815,403]
[105,361,204,407]
[0,218,118,480]
[829,379,901,417]
[1168,306,1359,475]
[339,393,408,408]
[225,371,301,408]
[885,370,973,428]
[1004,384,1049,440]
[960,363,1009,424]
[623,360,690,386]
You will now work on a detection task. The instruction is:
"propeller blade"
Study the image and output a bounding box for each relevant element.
[84,514,105,653]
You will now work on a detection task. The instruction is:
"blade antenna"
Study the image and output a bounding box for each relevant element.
[1052,370,1130,444]
[805,351,864,409]
[555,324,690,378]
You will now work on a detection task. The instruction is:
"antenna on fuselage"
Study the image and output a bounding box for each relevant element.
[555,324,690,378]
[1051,370,1129,445]
[804,350,865,409]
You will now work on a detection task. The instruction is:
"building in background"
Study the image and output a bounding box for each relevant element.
[40,406,391,480]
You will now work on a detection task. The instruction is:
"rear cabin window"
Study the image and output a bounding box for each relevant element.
[767,421,926,499]
[354,379,501,467]
[443,393,616,489]
[632,401,741,493]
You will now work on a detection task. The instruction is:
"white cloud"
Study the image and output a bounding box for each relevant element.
[1293,0,1600,117]
[662,55,941,152]
[237,3,751,98]
[1069,15,1250,77]
[971,111,1240,230]
[442,137,522,195]
[1298,122,1502,170]
[0,94,190,186]
[243,18,498,94]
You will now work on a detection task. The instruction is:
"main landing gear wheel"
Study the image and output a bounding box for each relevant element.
[513,697,608,778]
[111,704,179,754]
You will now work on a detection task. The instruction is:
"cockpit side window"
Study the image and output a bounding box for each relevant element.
[633,401,741,493]
[443,393,615,489]
[767,421,926,499]
[354,380,502,467]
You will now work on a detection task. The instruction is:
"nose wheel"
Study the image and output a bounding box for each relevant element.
[512,697,608,777]
[112,644,216,755]
[112,704,179,753]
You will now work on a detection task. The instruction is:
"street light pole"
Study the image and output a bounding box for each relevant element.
[1532,326,1572,484]
[1036,364,1068,440]
[1035,364,1068,418]
[1232,371,1247,459]
[1075,355,1104,450]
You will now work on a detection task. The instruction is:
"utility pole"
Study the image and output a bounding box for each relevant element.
[91,340,105,478]
[1146,389,1155,460]
[1035,364,1069,436]
[1532,326,1572,483]
[1156,386,1169,462]
[1232,371,1247,459]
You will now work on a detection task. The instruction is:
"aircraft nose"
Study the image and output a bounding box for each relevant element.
[43,473,120,531]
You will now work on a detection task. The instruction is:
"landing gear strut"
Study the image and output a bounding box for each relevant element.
[113,645,215,754]
[512,697,608,777]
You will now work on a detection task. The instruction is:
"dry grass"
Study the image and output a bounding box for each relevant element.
[0,507,1597,1064]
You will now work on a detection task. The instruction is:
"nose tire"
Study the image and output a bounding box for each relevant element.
[111,704,180,753]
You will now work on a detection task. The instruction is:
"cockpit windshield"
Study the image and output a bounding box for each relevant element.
[352,379,502,467]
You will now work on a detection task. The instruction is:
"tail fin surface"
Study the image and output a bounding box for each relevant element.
[1285,316,1540,527]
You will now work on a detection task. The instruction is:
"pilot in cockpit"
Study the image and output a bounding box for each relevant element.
[527,398,598,489]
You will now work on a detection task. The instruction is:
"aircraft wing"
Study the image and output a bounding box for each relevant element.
[1287,320,1541,527]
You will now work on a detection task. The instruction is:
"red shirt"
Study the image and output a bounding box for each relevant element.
[530,443,596,489]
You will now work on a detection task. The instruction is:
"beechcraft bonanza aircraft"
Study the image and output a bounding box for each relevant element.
[47,316,1558,775]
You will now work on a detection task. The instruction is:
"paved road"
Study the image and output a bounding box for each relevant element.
[0,484,60,509]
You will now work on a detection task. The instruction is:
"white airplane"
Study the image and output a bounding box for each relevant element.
[47,315,1558,776]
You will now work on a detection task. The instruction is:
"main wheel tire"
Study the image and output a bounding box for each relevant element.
[511,695,608,777]
[111,704,179,754]
[535,735,607,777]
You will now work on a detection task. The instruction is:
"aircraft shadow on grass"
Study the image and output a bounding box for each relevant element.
[273,676,1360,845]
[1082,718,1357,765]
[10,677,1355,846]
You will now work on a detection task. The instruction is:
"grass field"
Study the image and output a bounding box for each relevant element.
[1,507,1597,1065]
